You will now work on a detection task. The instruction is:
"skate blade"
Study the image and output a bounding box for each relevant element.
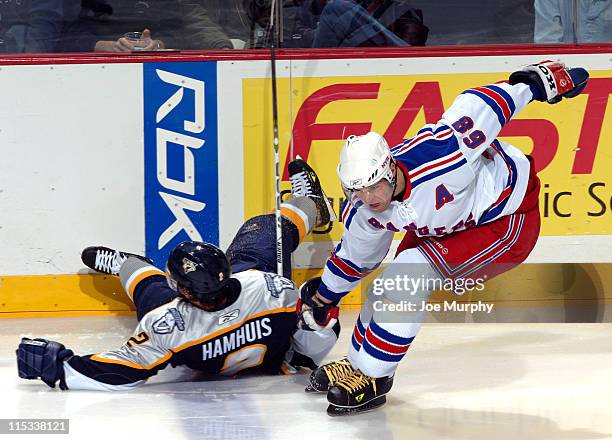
[326,395,387,417]
[305,384,327,393]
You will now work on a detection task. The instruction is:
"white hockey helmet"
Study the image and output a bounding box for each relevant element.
[337,132,395,191]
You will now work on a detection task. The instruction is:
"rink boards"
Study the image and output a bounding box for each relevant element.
[0,49,610,315]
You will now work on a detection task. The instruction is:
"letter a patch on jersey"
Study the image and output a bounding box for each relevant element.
[435,184,454,210]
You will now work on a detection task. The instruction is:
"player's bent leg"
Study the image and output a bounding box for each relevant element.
[352,248,437,378]
[416,210,540,285]
[306,271,381,394]
[347,292,378,365]
[119,257,178,320]
[226,158,334,278]
[325,249,438,415]
[226,213,302,278]
[281,197,319,243]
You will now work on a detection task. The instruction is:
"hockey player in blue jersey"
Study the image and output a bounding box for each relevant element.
[299,60,589,415]
[16,158,340,390]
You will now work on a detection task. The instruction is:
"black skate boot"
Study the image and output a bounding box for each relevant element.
[288,156,337,226]
[326,371,394,416]
[81,246,153,276]
[305,357,356,393]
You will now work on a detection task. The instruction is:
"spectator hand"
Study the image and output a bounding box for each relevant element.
[95,29,165,52]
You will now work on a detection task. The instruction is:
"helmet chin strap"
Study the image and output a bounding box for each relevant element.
[390,160,399,197]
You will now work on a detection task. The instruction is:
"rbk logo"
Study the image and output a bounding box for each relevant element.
[219,309,240,325]
[155,69,206,249]
[144,61,219,267]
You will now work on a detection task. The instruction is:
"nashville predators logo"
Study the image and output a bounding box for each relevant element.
[182,258,197,274]
[152,308,186,334]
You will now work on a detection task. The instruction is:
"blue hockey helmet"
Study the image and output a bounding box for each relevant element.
[166,241,232,302]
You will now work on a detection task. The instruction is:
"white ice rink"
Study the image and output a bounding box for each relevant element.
[1,312,612,440]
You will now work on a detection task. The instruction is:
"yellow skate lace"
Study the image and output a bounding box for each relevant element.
[323,358,355,385]
[335,371,376,394]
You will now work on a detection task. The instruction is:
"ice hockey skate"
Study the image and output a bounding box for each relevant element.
[81,246,152,276]
[305,357,356,393]
[288,156,337,226]
[326,371,394,416]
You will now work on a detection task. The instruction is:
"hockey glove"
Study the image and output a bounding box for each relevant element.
[509,60,589,104]
[16,338,73,389]
[296,277,339,332]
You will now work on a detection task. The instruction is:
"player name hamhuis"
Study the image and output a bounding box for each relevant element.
[202,317,272,361]
[374,300,494,314]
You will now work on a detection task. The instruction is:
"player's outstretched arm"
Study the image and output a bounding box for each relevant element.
[442,60,589,167]
[17,335,163,391]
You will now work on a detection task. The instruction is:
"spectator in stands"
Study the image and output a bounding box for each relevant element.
[207,0,252,49]
[0,0,64,53]
[310,0,429,47]
[534,0,611,43]
[60,0,237,52]
[242,0,304,48]
[245,0,428,48]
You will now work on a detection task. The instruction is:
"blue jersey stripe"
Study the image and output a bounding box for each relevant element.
[344,206,358,229]
[369,321,415,346]
[463,89,506,127]
[478,141,518,224]
[463,215,524,278]
[326,260,361,283]
[485,85,516,117]
[394,137,460,171]
[434,124,452,134]
[332,242,364,274]
[390,139,409,153]
[356,315,366,334]
[318,281,349,302]
[411,157,468,188]
[362,339,406,362]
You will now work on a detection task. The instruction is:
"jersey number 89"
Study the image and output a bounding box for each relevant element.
[452,116,486,149]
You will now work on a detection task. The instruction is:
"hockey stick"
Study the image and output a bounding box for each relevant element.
[269,0,283,276]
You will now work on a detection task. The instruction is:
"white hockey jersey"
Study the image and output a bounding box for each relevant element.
[63,270,337,390]
[319,82,535,302]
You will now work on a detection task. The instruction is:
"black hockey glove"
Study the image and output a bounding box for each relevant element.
[296,277,339,331]
[509,60,588,104]
[16,338,74,389]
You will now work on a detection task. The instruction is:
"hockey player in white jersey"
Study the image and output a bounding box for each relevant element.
[16,158,341,391]
[301,60,590,415]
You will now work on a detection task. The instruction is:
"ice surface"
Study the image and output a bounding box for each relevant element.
[2,312,612,440]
